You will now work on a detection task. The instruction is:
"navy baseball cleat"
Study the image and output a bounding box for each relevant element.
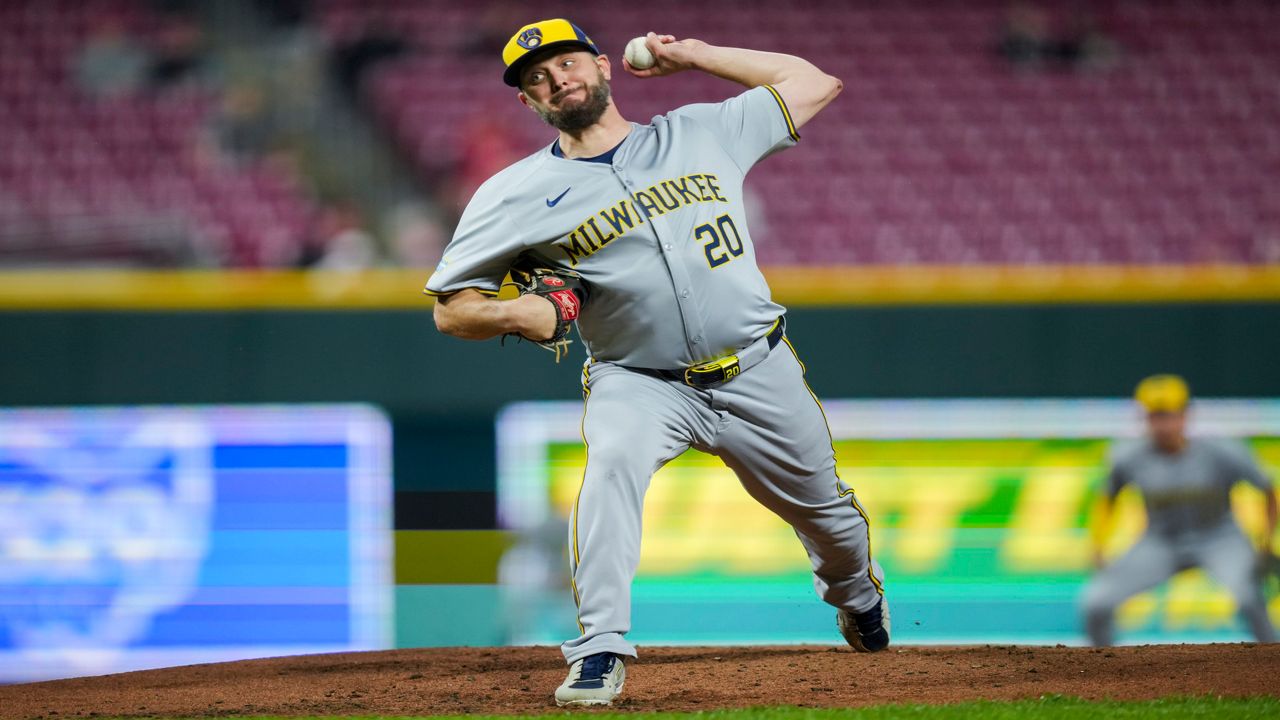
[555,652,626,707]
[838,596,891,652]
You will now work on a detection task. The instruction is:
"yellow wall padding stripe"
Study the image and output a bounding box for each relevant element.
[1,265,1277,310]
[763,84,800,142]
[0,269,437,310]
[765,264,1280,306]
[782,335,884,597]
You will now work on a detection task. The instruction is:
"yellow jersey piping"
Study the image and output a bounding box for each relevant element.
[763,84,800,142]
[781,334,885,596]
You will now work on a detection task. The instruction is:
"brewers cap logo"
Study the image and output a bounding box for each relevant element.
[502,19,601,87]
[517,27,543,50]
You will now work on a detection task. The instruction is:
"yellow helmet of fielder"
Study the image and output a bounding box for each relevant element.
[502,18,600,87]
[1135,374,1190,413]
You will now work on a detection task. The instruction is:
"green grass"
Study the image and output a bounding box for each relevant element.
[178,695,1280,720]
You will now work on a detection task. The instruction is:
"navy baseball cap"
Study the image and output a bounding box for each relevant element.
[502,18,600,87]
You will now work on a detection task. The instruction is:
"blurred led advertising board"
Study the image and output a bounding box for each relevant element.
[497,399,1280,646]
[0,405,393,682]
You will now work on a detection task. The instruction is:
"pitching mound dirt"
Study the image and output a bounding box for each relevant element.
[2,644,1277,718]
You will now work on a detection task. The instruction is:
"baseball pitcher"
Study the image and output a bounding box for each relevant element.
[1082,374,1278,645]
[426,19,888,706]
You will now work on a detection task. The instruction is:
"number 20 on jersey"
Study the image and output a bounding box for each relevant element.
[696,214,744,268]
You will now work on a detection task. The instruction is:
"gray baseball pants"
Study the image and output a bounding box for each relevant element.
[1082,522,1276,645]
[561,335,886,663]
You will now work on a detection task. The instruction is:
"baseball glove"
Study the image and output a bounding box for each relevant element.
[504,258,588,362]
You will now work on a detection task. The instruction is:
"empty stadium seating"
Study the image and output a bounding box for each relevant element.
[3,1,1276,266]
[0,0,314,266]
[323,0,1280,265]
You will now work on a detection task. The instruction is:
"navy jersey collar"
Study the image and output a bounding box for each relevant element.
[551,136,625,164]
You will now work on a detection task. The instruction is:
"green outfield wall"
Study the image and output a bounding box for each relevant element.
[4,302,1276,519]
[4,303,1279,504]
[6,303,1279,408]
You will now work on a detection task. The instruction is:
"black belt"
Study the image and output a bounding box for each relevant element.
[627,318,785,390]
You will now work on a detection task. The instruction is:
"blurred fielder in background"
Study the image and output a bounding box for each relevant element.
[1083,374,1278,645]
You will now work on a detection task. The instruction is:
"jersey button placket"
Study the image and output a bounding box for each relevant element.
[614,167,708,360]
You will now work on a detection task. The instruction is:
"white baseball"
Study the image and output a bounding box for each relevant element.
[625,37,656,70]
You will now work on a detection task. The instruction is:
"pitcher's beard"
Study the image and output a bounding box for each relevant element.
[537,80,612,132]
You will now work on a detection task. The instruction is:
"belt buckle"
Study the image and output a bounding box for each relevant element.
[684,355,741,389]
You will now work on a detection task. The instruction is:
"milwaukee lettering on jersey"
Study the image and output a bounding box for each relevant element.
[555,173,729,266]
[424,83,799,369]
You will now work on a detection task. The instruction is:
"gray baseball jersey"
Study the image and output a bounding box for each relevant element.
[1104,438,1273,536]
[427,84,887,664]
[1082,437,1276,645]
[425,85,794,367]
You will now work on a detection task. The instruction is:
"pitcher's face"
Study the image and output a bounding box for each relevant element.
[518,51,613,132]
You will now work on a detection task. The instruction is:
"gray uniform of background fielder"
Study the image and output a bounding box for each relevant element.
[426,85,886,663]
[1082,437,1276,644]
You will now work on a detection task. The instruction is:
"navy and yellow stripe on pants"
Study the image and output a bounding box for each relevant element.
[781,334,885,597]
[568,361,595,633]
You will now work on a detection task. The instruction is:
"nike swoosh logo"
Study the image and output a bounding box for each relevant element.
[546,187,571,207]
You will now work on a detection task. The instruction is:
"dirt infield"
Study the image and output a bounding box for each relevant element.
[2,644,1278,718]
